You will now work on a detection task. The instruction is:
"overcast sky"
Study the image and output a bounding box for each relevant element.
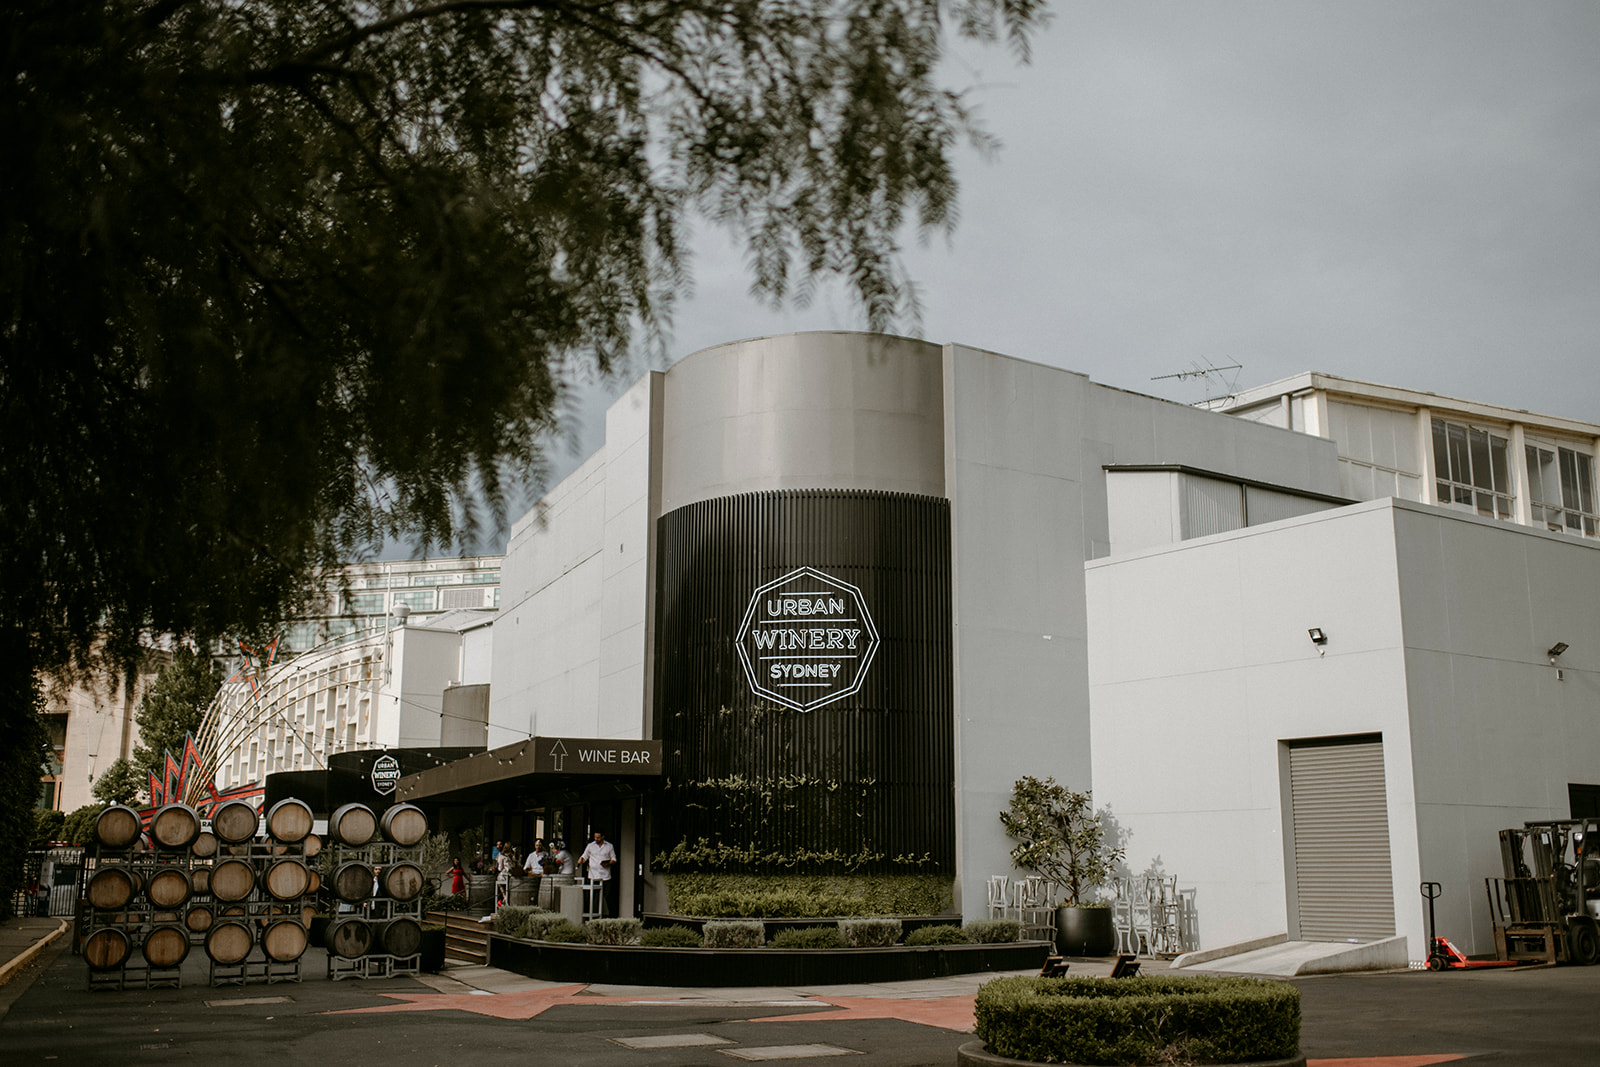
[476,1,1600,552]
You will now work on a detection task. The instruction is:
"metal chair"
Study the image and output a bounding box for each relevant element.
[986,875,1012,920]
[1017,877,1056,941]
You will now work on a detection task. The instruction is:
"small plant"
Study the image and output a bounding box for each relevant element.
[905,924,970,946]
[543,920,587,943]
[493,905,555,939]
[640,925,704,947]
[963,919,1022,944]
[770,926,846,949]
[420,891,466,914]
[525,912,573,940]
[585,918,642,946]
[702,920,766,948]
[1001,776,1124,906]
[839,917,902,947]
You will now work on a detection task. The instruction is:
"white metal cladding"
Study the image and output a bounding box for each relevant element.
[1180,474,1244,539]
[1288,738,1397,941]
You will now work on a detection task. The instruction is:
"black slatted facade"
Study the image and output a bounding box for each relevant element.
[652,490,954,873]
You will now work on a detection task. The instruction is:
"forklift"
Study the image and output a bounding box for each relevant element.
[1486,818,1600,965]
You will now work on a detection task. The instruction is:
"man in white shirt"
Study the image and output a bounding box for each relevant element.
[578,830,619,917]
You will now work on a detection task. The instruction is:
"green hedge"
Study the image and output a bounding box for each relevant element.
[839,917,902,947]
[585,918,642,946]
[702,920,766,948]
[492,905,555,939]
[665,873,952,917]
[640,925,704,947]
[905,924,970,946]
[769,926,846,949]
[975,975,1301,1066]
[963,919,1021,944]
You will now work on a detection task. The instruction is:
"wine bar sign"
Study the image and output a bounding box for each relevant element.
[735,567,880,711]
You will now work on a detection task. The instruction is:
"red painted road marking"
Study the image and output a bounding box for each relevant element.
[747,995,977,1032]
[1308,1057,1466,1066]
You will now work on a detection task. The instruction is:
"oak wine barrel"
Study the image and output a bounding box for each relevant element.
[145,866,192,910]
[329,803,376,846]
[265,798,314,843]
[185,906,213,933]
[84,928,130,970]
[330,861,373,903]
[221,906,245,916]
[263,858,311,900]
[261,919,308,962]
[150,803,201,850]
[191,866,211,895]
[205,920,254,965]
[212,799,260,844]
[379,803,427,847]
[379,862,424,902]
[300,903,317,926]
[94,805,142,850]
[86,866,136,911]
[301,832,322,858]
[326,917,372,959]
[307,869,322,894]
[142,925,190,968]
[152,910,180,924]
[210,858,256,903]
[191,830,218,859]
[379,917,422,958]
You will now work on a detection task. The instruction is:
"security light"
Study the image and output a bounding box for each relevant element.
[1547,642,1569,659]
[1308,628,1327,646]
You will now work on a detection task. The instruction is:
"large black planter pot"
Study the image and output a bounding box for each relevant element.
[419,928,446,973]
[1055,906,1115,957]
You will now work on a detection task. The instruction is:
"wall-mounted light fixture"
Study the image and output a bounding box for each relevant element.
[1548,641,1569,681]
[1308,628,1328,656]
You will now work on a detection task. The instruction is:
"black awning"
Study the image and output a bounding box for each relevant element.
[396,735,663,804]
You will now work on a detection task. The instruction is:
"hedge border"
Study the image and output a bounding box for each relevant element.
[974,975,1300,1066]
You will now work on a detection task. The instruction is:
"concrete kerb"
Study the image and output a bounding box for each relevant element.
[1169,932,1288,969]
[0,919,69,986]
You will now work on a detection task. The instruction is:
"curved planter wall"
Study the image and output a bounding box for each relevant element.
[489,936,1049,986]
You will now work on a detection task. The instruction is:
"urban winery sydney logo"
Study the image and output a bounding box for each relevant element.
[735,567,879,711]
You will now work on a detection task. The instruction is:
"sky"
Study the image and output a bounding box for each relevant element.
[461,1,1600,554]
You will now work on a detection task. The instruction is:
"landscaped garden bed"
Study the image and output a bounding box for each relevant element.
[484,910,1051,986]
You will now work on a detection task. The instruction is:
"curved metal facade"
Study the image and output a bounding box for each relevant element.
[652,489,954,873]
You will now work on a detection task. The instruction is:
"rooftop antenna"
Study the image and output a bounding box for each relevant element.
[1151,358,1244,408]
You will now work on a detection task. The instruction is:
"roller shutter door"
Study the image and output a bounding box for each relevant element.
[1288,738,1396,941]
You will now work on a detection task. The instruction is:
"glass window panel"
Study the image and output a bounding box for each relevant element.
[1526,446,1548,507]
[1560,449,1580,511]
[1469,428,1492,490]
[1454,485,1473,505]
[1436,481,1450,501]
[1432,419,1449,477]
[1490,436,1509,494]
[1447,423,1470,484]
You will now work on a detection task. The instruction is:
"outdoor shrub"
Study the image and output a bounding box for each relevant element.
[586,918,642,946]
[640,925,704,947]
[524,912,573,940]
[963,919,1022,944]
[666,873,952,917]
[839,918,902,948]
[974,975,1301,1066]
[702,920,766,948]
[494,905,554,939]
[770,926,846,949]
[543,921,587,944]
[421,891,466,914]
[905,924,971,946]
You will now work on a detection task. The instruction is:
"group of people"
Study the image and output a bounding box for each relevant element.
[469,830,618,917]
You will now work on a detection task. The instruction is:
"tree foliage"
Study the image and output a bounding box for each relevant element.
[132,647,223,784]
[92,757,143,805]
[0,653,48,918]
[62,805,108,849]
[1000,776,1123,907]
[0,0,1044,908]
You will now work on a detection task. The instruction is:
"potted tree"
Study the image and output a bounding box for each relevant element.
[1001,776,1124,957]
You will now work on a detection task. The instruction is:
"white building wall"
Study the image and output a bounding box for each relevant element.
[1087,501,1420,956]
[1088,497,1600,962]
[943,343,1344,920]
[393,626,466,747]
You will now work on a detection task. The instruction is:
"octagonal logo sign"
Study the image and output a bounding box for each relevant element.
[735,567,880,711]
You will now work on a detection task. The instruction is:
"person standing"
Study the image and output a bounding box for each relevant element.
[448,857,466,896]
[578,830,619,918]
[551,839,574,875]
[494,846,513,909]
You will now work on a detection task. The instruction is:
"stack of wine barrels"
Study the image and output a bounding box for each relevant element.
[82,802,205,983]
[199,797,318,980]
[323,802,430,978]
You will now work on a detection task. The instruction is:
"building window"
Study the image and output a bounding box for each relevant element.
[343,592,387,615]
[1526,443,1597,537]
[1431,418,1512,519]
[392,589,436,611]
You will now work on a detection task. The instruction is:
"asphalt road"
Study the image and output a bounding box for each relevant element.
[4,938,1599,1066]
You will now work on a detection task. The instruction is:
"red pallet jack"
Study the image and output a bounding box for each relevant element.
[1421,882,1521,970]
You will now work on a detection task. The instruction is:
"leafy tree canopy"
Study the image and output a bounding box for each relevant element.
[1,0,1046,679]
[92,756,143,805]
[132,647,224,783]
[1000,775,1123,907]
